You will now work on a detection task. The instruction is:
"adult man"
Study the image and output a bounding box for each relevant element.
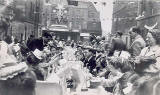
[83,47,96,75]
[108,31,126,56]
[129,27,146,57]
[27,35,35,49]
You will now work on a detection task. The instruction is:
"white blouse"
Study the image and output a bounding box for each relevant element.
[139,45,160,73]
[0,41,17,65]
[113,50,131,59]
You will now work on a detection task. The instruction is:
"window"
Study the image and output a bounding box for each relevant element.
[88,12,95,18]
[75,21,79,28]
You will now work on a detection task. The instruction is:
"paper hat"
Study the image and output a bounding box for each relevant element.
[144,22,158,31]
[32,49,43,59]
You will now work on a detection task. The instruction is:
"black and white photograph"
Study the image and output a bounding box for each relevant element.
[0,0,160,95]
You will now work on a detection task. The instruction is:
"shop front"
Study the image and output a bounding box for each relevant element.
[42,25,80,41]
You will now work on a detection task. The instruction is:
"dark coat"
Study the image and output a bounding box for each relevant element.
[87,56,96,74]
[108,38,126,56]
[0,69,36,95]
[27,38,44,51]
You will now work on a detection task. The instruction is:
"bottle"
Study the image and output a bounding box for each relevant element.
[86,77,90,88]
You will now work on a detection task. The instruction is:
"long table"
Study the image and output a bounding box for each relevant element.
[36,47,111,95]
[47,60,112,95]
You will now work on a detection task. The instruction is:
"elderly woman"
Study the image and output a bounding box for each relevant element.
[133,29,160,76]
[128,29,160,95]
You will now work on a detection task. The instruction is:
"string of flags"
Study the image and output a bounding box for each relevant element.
[113,17,135,22]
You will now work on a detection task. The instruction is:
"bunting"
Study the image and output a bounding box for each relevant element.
[91,0,114,36]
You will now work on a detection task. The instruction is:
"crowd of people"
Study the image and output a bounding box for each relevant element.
[0,26,160,95]
[74,26,160,95]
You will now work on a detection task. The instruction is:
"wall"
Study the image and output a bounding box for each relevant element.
[43,1,102,36]
[10,0,44,39]
[137,0,160,29]
[112,0,138,34]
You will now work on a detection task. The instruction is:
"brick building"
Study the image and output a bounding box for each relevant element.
[0,0,14,38]
[112,0,139,48]
[112,0,139,34]
[12,0,44,39]
[136,0,160,29]
[0,0,44,41]
[42,0,101,41]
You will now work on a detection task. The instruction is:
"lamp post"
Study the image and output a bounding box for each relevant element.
[34,0,40,37]
[24,0,27,41]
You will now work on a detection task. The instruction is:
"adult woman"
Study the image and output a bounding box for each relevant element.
[108,38,131,72]
[75,45,85,61]
[134,29,160,75]
[100,38,133,95]
[108,35,130,59]
[128,29,160,95]
[0,35,36,95]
